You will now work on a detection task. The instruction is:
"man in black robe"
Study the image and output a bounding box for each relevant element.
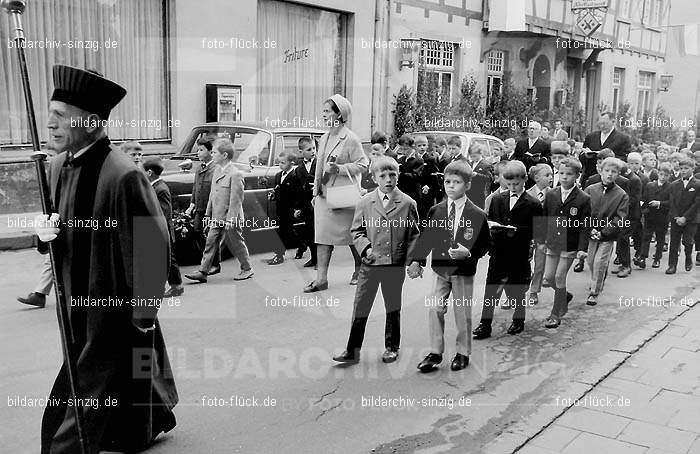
[36,65,177,453]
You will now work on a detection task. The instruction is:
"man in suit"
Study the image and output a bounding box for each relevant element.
[185,138,253,282]
[295,137,317,267]
[552,120,569,141]
[185,137,219,272]
[581,111,632,186]
[144,157,184,297]
[514,121,551,169]
[474,160,544,338]
[666,156,700,274]
[679,129,700,152]
[36,65,176,453]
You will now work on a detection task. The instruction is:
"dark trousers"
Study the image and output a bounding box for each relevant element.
[302,210,317,262]
[668,222,698,266]
[616,233,631,267]
[167,237,182,286]
[346,264,405,353]
[640,217,668,260]
[273,211,300,256]
[480,259,529,324]
[631,218,643,256]
[194,210,219,268]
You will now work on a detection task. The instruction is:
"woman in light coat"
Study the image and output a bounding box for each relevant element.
[304,94,368,293]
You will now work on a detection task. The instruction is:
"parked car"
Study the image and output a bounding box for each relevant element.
[414,131,504,163]
[162,122,325,232]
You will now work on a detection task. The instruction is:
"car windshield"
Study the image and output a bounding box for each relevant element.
[181,127,272,166]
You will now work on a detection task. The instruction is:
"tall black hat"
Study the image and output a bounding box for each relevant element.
[51,65,126,119]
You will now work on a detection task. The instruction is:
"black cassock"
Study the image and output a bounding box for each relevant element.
[41,137,178,453]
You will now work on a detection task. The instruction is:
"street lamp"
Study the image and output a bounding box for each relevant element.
[658,74,673,92]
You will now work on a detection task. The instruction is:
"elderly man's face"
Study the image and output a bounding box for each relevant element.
[47,100,96,153]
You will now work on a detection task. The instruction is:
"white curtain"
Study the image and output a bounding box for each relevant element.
[257,0,344,125]
[0,0,167,145]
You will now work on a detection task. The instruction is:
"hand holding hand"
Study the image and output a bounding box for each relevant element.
[448,243,471,260]
[35,213,60,242]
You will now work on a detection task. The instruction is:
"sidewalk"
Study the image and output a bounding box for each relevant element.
[0,212,41,250]
[518,301,700,454]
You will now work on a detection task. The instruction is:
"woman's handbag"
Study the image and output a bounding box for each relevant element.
[326,166,362,209]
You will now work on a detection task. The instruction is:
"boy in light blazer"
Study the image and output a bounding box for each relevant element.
[333,157,420,364]
[409,160,491,372]
[542,159,591,328]
[185,138,253,283]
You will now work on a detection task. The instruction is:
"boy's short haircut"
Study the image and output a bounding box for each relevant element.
[121,140,142,152]
[447,135,462,147]
[444,160,473,183]
[413,134,428,143]
[435,137,447,147]
[550,140,570,156]
[494,160,509,173]
[278,151,298,165]
[502,160,527,179]
[371,131,388,145]
[641,151,656,161]
[213,138,236,160]
[142,157,164,176]
[694,150,700,159]
[559,158,583,174]
[669,152,684,162]
[601,157,624,172]
[657,162,673,174]
[370,156,399,174]
[196,137,213,151]
[397,134,414,147]
[597,148,615,161]
[297,136,313,149]
[627,151,642,162]
[528,163,551,180]
[678,155,695,167]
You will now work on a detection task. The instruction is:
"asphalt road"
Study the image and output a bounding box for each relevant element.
[1,247,698,453]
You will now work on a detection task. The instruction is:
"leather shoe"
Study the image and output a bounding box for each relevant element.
[617,266,631,278]
[586,294,597,306]
[611,264,620,274]
[303,259,317,268]
[304,280,328,293]
[544,316,560,328]
[332,350,359,364]
[164,286,184,297]
[206,266,221,276]
[613,257,620,265]
[294,248,306,259]
[472,323,492,339]
[417,353,442,373]
[450,353,469,371]
[382,349,399,363]
[267,254,284,265]
[349,272,359,286]
[17,292,46,308]
[573,260,584,272]
[633,258,646,269]
[566,292,573,303]
[685,256,693,272]
[507,321,524,335]
[185,271,207,283]
[665,266,676,275]
[652,259,660,268]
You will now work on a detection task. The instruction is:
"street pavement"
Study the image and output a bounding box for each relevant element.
[1,246,698,454]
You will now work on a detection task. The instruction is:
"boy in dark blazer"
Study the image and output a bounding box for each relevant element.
[638,163,672,269]
[409,160,491,372]
[268,152,305,265]
[526,163,552,305]
[583,157,629,306]
[473,160,543,339]
[666,156,700,274]
[295,137,317,267]
[333,157,420,364]
[143,157,184,297]
[542,159,591,328]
